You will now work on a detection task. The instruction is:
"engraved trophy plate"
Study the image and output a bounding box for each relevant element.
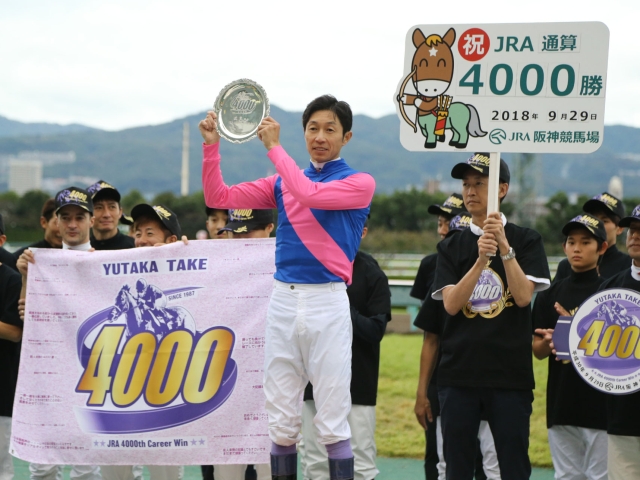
[214,79,270,143]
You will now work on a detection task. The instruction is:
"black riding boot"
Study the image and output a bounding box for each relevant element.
[271,452,296,480]
[328,457,354,480]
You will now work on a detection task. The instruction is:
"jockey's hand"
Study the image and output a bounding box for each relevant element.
[199,111,221,145]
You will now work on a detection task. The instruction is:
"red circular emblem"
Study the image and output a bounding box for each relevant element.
[457,28,490,62]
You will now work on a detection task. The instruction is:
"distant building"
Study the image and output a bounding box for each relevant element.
[9,159,42,195]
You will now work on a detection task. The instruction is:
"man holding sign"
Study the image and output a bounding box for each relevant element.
[200,95,375,480]
[597,205,640,479]
[430,153,550,480]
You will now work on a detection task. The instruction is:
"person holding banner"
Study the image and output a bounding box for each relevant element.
[0,213,23,480]
[532,214,609,480]
[211,208,274,480]
[430,153,550,480]
[597,204,640,480]
[99,203,185,480]
[200,95,375,480]
[554,192,629,281]
[17,187,102,480]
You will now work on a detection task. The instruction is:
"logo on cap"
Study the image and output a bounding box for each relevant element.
[229,209,255,221]
[87,181,116,195]
[57,189,88,204]
[575,214,600,234]
[468,153,491,170]
[444,195,464,209]
[594,193,619,209]
[153,206,172,220]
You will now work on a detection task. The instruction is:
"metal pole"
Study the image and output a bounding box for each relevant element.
[181,121,189,197]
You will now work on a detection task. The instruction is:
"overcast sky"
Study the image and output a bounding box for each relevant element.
[2,0,638,131]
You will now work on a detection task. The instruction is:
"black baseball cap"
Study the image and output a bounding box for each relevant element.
[131,204,182,238]
[618,204,640,228]
[55,186,93,214]
[451,152,510,184]
[583,192,625,221]
[428,193,466,218]
[219,209,274,234]
[562,214,607,243]
[87,180,121,202]
[446,212,472,238]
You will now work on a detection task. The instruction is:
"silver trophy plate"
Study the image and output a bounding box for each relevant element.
[214,79,270,143]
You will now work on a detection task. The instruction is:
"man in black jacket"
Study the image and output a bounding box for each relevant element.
[300,221,391,480]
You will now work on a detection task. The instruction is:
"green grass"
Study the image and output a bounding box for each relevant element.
[376,334,552,467]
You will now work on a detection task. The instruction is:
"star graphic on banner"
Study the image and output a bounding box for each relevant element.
[191,439,197,446]
[100,441,106,447]
[93,441,99,447]
[199,438,206,445]
[429,47,438,56]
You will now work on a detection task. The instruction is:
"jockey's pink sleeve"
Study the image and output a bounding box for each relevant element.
[202,142,278,209]
[267,145,376,210]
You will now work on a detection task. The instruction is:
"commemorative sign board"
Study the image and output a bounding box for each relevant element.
[395,22,609,153]
[559,288,640,395]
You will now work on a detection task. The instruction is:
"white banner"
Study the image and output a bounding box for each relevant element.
[10,239,276,465]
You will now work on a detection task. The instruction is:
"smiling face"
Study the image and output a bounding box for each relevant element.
[93,199,122,236]
[563,229,606,273]
[134,217,175,247]
[304,110,352,164]
[411,28,455,99]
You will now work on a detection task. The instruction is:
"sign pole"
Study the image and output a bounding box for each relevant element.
[487,152,500,215]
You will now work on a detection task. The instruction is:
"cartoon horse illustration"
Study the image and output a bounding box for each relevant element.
[397,28,486,149]
[110,284,196,341]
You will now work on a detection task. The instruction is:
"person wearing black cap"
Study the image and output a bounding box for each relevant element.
[131,204,182,247]
[410,193,466,303]
[212,209,275,480]
[414,213,498,480]
[206,206,229,240]
[555,192,630,281]
[218,209,274,239]
[87,180,135,250]
[430,153,550,480]
[0,212,22,480]
[101,204,184,480]
[596,204,640,479]
[532,214,609,480]
[12,198,63,261]
[19,186,101,480]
